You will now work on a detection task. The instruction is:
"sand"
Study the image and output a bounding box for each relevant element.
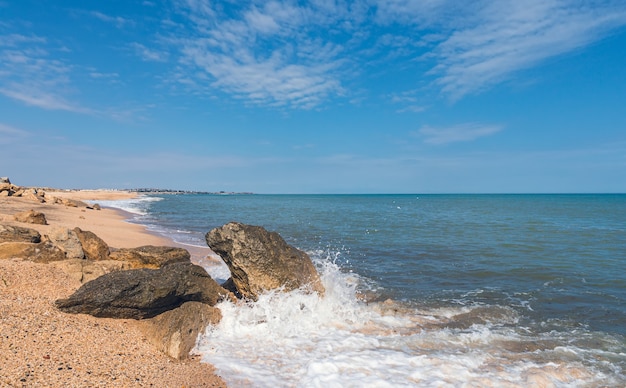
[0,190,227,387]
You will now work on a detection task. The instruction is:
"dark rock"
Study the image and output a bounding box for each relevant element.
[73,227,110,261]
[139,301,222,360]
[55,262,230,319]
[108,245,190,268]
[0,224,41,243]
[206,222,325,300]
[13,209,48,225]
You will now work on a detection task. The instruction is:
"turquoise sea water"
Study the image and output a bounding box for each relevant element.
[106,194,626,386]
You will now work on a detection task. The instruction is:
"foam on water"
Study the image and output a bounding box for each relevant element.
[195,253,625,387]
[93,196,163,216]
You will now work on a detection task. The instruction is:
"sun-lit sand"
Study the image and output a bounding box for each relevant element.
[0,189,226,387]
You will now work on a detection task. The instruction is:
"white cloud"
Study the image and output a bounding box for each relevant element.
[169,0,349,109]
[130,42,169,62]
[90,11,134,28]
[417,123,503,144]
[428,0,626,99]
[0,122,29,144]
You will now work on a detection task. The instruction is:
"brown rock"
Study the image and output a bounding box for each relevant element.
[0,224,41,243]
[13,209,48,225]
[108,245,190,268]
[47,227,84,259]
[206,222,325,301]
[63,198,89,208]
[73,227,110,261]
[139,301,222,360]
[51,259,132,283]
[22,189,45,203]
[0,241,66,262]
[55,262,230,319]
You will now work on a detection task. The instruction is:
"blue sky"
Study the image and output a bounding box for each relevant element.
[2,0,626,193]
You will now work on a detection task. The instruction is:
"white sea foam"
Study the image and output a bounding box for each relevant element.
[92,196,163,216]
[195,256,624,387]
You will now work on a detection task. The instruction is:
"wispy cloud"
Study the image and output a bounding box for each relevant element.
[417,123,503,144]
[0,35,91,112]
[0,122,30,144]
[425,0,626,99]
[162,1,626,108]
[130,42,169,62]
[166,1,351,109]
[89,11,134,29]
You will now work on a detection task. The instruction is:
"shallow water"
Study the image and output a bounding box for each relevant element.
[109,194,626,386]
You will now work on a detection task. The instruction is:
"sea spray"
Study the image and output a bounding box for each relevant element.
[195,254,624,387]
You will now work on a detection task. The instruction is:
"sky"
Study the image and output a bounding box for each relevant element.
[1,0,626,193]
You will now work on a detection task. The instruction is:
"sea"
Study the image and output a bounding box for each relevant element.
[98,194,626,387]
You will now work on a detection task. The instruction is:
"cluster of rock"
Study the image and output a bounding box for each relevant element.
[2,204,325,360]
[0,177,99,209]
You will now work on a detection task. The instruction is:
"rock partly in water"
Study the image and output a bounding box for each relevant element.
[0,224,41,243]
[73,227,110,261]
[47,227,84,259]
[206,222,325,300]
[55,262,230,319]
[108,245,191,268]
[139,301,222,360]
[13,209,48,225]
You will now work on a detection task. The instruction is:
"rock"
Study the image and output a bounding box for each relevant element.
[0,224,41,243]
[62,198,89,208]
[23,190,45,203]
[139,301,222,360]
[108,245,190,268]
[11,188,26,197]
[206,222,325,300]
[0,240,66,262]
[51,259,132,284]
[13,209,48,225]
[47,227,84,259]
[73,227,110,261]
[55,262,230,319]
[0,177,10,184]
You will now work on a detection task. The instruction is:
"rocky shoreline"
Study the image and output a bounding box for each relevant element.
[1,178,325,387]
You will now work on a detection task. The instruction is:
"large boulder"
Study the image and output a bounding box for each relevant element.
[47,227,84,259]
[13,209,48,225]
[55,262,230,319]
[0,224,41,243]
[108,245,190,268]
[206,222,325,300]
[0,240,66,263]
[73,227,110,261]
[139,301,222,360]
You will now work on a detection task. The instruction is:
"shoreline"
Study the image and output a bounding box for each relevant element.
[0,188,227,387]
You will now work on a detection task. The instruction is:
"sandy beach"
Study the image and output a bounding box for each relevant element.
[0,189,226,387]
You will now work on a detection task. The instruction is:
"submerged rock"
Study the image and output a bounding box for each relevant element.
[206,222,325,300]
[108,245,191,268]
[55,262,230,319]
